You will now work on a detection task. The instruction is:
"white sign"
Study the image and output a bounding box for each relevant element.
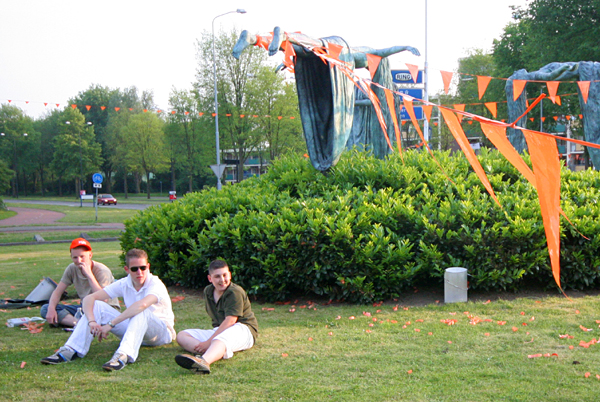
[93,183,102,188]
[81,195,94,200]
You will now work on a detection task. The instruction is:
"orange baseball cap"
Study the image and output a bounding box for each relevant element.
[70,237,92,251]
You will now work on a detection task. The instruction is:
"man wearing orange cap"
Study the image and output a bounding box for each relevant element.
[41,238,119,327]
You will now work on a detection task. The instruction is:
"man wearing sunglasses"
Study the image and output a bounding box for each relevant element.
[41,248,175,371]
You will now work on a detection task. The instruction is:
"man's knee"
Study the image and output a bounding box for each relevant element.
[40,304,49,318]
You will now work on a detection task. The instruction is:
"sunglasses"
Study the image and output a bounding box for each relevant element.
[129,265,148,272]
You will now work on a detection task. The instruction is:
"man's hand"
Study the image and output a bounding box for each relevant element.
[80,261,94,279]
[46,308,58,325]
[88,321,111,341]
[193,340,211,354]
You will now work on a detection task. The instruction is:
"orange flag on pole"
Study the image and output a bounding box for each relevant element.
[440,108,500,207]
[453,104,466,123]
[522,129,563,291]
[484,102,497,118]
[406,64,420,84]
[441,71,453,94]
[384,88,403,159]
[366,54,382,79]
[513,80,527,101]
[422,104,433,122]
[546,81,560,104]
[577,81,590,103]
[477,76,492,99]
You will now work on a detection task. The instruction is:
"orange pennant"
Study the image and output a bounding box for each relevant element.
[366,54,382,79]
[546,81,560,104]
[85,105,91,111]
[100,106,106,111]
[143,109,148,113]
[513,80,527,101]
[406,64,420,84]
[198,112,203,116]
[577,81,590,103]
[171,111,176,114]
[114,107,120,112]
[441,71,453,94]
[522,129,562,291]
[71,104,77,109]
[384,88,403,159]
[327,43,343,60]
[555,95,561,106]
[484,102,497,118]
[440,108,500,207]
[422,104,433,122]
[453,104,466,123]
[477,76,492,99]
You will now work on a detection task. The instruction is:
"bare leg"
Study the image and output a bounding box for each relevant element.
[176,331,199,353]
[59,313,77,327]
[202,340,227,364]
[232,30,257,59]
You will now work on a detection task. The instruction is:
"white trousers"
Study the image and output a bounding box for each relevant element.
[66,301,174,362]
[182,323,254,359]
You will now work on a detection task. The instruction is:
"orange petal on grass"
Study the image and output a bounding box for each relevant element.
[349,316,355,320]
[448,341,453,344]
[416,319,424,322]
[369,323,374,327]
[530,316,535,321]
[483,300,491,304]
[403,307,409,311]
[415,328,421,332]
[0,309,8,313]
[289,308,296,312]
[522,323,528,326]
[407,369,413,374]
[20,362,26,369]
[328,332,333,336]
[569,345,574,349]
[366,329,372,333]
[512,327,519,332]
[390,320,397,324]
[171,296,185,303]
[484,333,490,336]
[596,374,600,380]
[336,316,341,320]
[428,332,433,336]
[580,325,593,332]
[528,354,542,358]
[449,312,457,315]
[262,307,275,311]
[372,317,377,322]
[575,310,580,314]
[497,321,507,325]
[308,337,313,341]
[520,312,525,315]
[10,286,15,289]
[585,372,591,378]
[393,305,398,311]
[281,353,288,357]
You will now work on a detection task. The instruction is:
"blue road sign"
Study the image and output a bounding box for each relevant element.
[391,69,423,84]
[92,173,103,184]
[395,88,424,100]
[400,106,424,120]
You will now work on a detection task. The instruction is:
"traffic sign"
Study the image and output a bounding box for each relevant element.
[209,164,226,179]
[395,88,424,100]
[93,183,102,189]
[400,106,424,120]
[391,69,423,84]
[92,173,103,184]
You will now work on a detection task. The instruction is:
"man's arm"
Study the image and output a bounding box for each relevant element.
[81,263,106,294]
[193,315,238,353]
[45,282,68,325]
[86,292,159,341]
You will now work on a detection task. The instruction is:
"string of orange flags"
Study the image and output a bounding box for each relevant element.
[274,34,600,297]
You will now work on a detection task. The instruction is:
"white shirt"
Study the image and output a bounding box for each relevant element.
[103,273,174,328]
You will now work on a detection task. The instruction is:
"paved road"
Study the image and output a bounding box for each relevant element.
[4,199,153,210]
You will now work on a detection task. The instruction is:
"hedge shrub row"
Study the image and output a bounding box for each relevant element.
[120,149,600,303]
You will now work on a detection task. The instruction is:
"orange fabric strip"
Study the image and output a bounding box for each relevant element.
[477,76,492,100]
[577,81,590,103]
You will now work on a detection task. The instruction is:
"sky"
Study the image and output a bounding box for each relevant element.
[0,0,530,119]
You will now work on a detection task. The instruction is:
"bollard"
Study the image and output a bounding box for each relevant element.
[444,267,468,303]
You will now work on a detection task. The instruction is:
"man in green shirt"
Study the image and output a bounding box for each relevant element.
[174,259,258,374]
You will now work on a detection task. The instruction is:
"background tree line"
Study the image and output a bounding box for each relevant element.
[0,29,304,199]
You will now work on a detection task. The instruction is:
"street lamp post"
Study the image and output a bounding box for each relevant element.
[66,121,92,207]
[0,131,28,198]
[212,8,246,190]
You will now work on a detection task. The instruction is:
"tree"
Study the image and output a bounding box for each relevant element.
[0,104,38,197]
[195,29,300,183]
[166,89,213,192]
[0,159,14,195]
[121,113,168,199]
[49,108,102,196]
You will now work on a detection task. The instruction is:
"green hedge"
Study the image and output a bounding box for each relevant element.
[120,149,600,303]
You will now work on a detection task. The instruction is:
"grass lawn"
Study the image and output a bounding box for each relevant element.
[0,230,123,244]
[5,194,171,205]
[0,209,17,221]
[2,243,600,401]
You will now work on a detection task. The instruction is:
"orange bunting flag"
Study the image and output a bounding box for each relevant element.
[56,104,60,107]
[255,34,272,50]
[477,76,492,99]
[480,122,535,186]
[100,106,106,111]
[542,117,546,122]
[198,112,203,116]
[115,107,120,112]
[453,104,466,123]
[211,113,216,117]
[577,81,590,103]
[184,111,189,115]
[171,111,176,114]
[546,81,560,104]
[44,103,48,106]
[522,129,562,291]
[384,88,403,158]
[143,109,148,113]
[566,115,571,120]
[366,54,382,79]
[513,80,527,101]
[85,105,91,111]
[555,95,561,106]
[71,104,77,109]
[553,116,558,121]
[484,102,497,118]
[530,118,535,122]
[327,43,343,60]
[422,104,433,122]
[441,71,453,94]
[440,108,500,207]
[406,64,420,84]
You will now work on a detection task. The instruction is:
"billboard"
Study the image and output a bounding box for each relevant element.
[391,69,423,84]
